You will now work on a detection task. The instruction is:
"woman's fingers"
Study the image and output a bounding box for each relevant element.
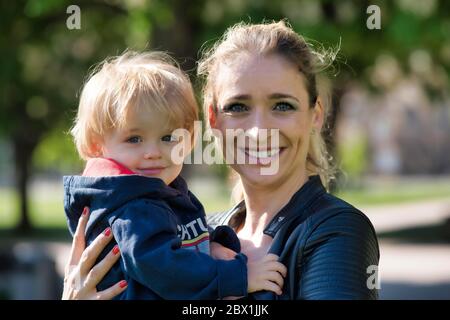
[97,280,128,300]
[79,226,113,275]
[67,207,89,268]
[85,244,121,288]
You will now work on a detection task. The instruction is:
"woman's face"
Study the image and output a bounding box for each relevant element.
[211,53,323,189]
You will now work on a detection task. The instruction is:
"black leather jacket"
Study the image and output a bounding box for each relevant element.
[207,175,380,300]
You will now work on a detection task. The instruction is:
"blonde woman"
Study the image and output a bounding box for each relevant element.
[63,21,379,300]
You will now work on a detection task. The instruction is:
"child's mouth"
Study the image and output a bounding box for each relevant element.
[136,167,166,175]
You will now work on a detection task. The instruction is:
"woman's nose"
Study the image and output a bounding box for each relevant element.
[249,108,269,130]
[246,110,278,146]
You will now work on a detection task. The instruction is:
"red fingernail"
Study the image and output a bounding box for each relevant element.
[103,228,111,237]
[119,280,127,288]
[82,207,88,216]
[113,245,120,255]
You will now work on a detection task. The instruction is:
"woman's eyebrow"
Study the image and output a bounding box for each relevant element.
[268,93,300,102]
[226,94,251,101]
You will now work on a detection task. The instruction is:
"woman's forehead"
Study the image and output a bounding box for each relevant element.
[215,54,308,101]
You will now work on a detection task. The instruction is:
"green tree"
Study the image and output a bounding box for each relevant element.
[1,0,449,231]
[0,0,129,231]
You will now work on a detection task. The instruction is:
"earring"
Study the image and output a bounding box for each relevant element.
[311,129,316,136]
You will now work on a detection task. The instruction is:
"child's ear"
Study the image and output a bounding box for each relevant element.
[89,136,104,158]
[208,105,217,129]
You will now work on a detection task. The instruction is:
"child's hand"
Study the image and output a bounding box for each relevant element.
[210,241,237,260]
[247,253,287,295]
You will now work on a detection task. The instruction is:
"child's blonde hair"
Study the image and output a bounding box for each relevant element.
[71,51,199,160]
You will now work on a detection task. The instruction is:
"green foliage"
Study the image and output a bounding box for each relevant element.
[338,135,368,179]
[336,180,450,207]
[1,0,450,229]
[32,123,83,173]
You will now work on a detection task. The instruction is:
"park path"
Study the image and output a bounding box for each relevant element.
[363,198,450,299]
[363,198,450,233]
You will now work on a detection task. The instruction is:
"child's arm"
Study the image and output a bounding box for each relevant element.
[209,225,242,253]
[110,199,286,299]
[210,241,237,260]
[110,199,248,299]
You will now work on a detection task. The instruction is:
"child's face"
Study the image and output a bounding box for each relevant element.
[99,108,189,185]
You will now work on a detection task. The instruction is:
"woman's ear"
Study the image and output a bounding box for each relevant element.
[208,104,217,129]
[312,97,325,131]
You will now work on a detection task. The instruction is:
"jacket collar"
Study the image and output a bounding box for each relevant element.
[81,157,189,195]
[223,175,326,237]
[82,158,136,176]
[64,159,192,236]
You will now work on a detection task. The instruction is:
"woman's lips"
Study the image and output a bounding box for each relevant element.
[237,147,285,165]
[136,167,166,175]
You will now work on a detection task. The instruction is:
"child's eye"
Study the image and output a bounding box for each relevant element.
[126,136,143,144]
[273,102,296,112]
[222,103,249,113]
[161,134,179,142]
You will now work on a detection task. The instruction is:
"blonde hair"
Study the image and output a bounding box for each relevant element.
[71,51,198,160]
[197,20,336,196]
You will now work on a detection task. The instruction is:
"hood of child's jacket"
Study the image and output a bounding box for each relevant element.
[63,174,188,236]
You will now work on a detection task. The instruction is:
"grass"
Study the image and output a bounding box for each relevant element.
[1,177,449,232]
[335,180,450,207]
[0,188,67,229]
[0,177,233,232]
[0,189,18,228]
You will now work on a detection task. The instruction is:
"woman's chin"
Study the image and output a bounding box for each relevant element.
[233,164,285,188]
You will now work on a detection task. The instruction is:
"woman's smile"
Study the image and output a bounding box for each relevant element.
[237,147,285,165]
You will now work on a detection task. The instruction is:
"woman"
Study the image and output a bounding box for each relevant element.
[62,21,379,300]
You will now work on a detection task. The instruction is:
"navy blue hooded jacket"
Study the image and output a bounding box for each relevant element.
[63,158,247,300]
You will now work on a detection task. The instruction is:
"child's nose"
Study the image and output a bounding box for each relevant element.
[143,144,162,159]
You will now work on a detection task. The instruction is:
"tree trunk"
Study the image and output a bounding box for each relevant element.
[327,86,346,193]
[151,0,203,73]
[13,137,34,233]
[151,0,204,180]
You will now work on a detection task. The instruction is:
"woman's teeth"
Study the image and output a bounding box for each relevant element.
[245,148,280,159]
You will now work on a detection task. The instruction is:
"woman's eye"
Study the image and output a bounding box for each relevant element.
[222,103,248,113]
[273,102,296,112]
[126,136,142,144]
[161,134,179,142]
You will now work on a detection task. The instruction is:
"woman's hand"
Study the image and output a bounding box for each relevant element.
[62,207,128,300]
[210,241,238,260]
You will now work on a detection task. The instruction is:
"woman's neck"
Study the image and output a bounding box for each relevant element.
[239,170,309,238]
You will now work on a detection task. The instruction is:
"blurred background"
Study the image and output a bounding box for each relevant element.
[1,0,449,300]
